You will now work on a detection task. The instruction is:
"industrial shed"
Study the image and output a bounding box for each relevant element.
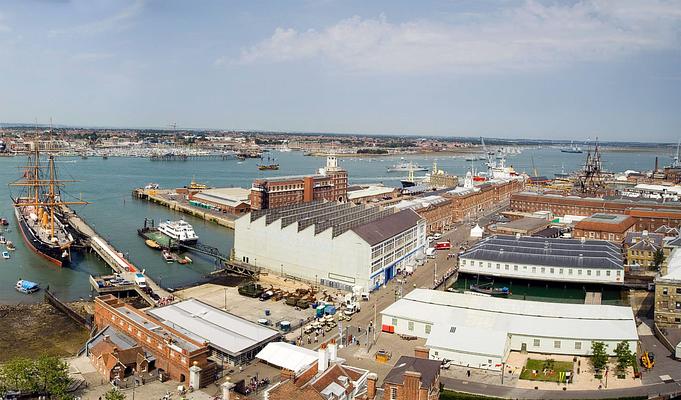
[381,289,638,370]
[148,299,281,366]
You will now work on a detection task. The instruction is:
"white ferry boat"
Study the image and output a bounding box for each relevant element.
[387,161,428,172]
[158,220,199,244]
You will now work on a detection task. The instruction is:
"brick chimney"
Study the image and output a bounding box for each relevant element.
[414,346,429,359]
[403,371,422,399]
[366,373,378,400]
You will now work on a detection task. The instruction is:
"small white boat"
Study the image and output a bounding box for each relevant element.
[2,251,9,259]
[0,235,5,244]
[16,280,40,294]
[162,250,174,262]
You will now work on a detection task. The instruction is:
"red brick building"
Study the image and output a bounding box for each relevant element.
[573,213,637,242]
[446,179,525,222]
[93,295,216,387]
[510,192,681,231]
[381,347,442,400]
[89,336,149,382]
[250,156,348,210]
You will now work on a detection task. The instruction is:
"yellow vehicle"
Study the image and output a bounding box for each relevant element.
[640,351,655,369]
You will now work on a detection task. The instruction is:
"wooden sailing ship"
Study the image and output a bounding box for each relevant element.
[10,141,86,267]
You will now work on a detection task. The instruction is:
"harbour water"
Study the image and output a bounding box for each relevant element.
[0,147,668,303]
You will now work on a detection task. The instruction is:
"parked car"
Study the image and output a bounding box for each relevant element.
[433,233,442,240]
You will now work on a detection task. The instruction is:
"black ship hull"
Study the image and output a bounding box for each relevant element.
[14,208,70,268]
[401,180,416,188]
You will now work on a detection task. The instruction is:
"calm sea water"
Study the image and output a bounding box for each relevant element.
[0,147,667,303]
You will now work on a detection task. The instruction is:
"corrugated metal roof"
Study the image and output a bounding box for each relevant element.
[460,235,624,270]
[148,299,280,356]
[351,209,422,246]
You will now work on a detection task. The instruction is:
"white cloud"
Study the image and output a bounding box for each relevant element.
[236,0,681,74]
[48,0,145,37]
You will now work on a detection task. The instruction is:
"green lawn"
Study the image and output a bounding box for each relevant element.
[519,359,574,382]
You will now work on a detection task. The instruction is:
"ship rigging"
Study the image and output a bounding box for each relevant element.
[9,139,87,267]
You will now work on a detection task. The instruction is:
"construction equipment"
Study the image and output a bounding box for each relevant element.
[640,351,655,369]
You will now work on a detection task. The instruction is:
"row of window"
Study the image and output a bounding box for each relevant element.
[461,259,621,277]
[109,312,189,365]
[372,239,417,273]
[532,338,582,350]
[371,227,418,260]
[660,287,681,295]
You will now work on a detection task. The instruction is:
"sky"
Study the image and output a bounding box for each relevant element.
[0,0,680,141]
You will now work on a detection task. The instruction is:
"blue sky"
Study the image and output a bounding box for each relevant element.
[0,0,680,141]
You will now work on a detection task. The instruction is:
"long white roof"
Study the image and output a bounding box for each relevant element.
[382,289,638,342]
[659,247,681,281]
[256,342,318,373]
[426,324,508,357]
[148,299,280,356]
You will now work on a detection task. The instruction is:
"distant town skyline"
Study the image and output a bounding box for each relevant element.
[0,0,680,141]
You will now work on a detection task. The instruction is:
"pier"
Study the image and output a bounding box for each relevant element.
[62,206,171,305]
[132,188,236,229]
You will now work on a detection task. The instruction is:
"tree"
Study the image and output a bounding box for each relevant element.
[590,341,609,372]
[0,356,72,400]
[653,248,666,271]
[105,388,127,400]
[614,341,633,374]
[34,355,71,399]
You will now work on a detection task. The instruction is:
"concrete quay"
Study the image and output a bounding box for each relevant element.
[62,206,171,305]
[132,188,236,229]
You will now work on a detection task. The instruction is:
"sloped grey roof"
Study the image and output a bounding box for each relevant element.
[460,235,624,270]
[352,209,422,246]
[383,356,441,387]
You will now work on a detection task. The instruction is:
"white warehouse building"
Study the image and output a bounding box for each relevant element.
[381,289,638,371]
[234,201,426,291]
[459,235,625,285]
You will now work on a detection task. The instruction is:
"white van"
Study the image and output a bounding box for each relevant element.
[426,248,436,258]
[433,233,443,240]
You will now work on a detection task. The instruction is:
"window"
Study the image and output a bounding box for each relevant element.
[559,269,563,274]
[513,265,518,271]
[541,267,545,273]
[550,268,554,274]
[533,339,540,347]
[606,270,611,276]
[676,288,681,295]
[390,387,398,400]
[392,318,398,326]
[578,269,582,275]
[462,260,466,266]
[568,269,573,275]
[596,270,601,276]
[676,302,681,310]
[408,321,414,331]
[554,340,561,349]
[663,287,669,295]
[488,262,492,268]
[587,270,592,276]
[532,266,537,273]
[616,271,621,276]
[505,265,509,270]
[425,324,431,334]
[479,261,483,267]
[575,342,582,350]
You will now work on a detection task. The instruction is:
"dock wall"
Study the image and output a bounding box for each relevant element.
[133,189,235,229]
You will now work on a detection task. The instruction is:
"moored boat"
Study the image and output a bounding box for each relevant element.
[0,218,8,226]
[16,280,40,294]
[162,250,174,262]
[158,220,198,244]
[10,142,86,267]
[2,251,9,259]
[6,241,15,251]
[469,283,510,297]
[145,239,161,249]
